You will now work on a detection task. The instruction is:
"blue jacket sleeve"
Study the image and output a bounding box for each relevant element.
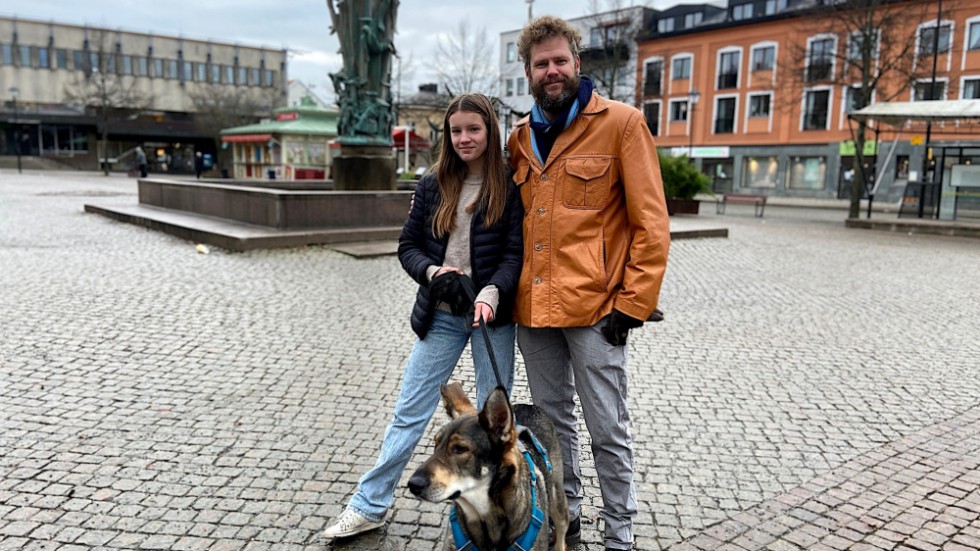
[398,176,438,286]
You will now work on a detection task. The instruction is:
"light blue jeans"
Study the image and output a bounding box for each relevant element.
[348,310,515,522]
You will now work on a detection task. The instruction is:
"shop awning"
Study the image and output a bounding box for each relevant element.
[221,133,273,143]
[392,128,431,150]
[849,100,980,127]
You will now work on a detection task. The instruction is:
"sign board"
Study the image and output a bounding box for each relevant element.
[669,146,731,158]
[276,112,299,121]
[910,135,924,145]
[838,140,878,156]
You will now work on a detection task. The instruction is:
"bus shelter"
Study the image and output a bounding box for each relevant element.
[849,100,980,221]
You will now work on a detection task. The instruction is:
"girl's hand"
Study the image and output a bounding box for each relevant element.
[473,302,494,327]
[434,266,463,278]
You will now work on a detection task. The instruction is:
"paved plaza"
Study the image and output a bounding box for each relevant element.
[1,170,979,551]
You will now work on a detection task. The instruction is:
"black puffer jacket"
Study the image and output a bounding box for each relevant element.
[398,173,524,339]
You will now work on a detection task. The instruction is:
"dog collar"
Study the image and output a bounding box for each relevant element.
[449,448,546,551]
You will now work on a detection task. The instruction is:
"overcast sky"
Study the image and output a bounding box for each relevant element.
[3,0,678,103]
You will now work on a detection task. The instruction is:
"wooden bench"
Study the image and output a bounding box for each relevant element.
[716,193,767,217]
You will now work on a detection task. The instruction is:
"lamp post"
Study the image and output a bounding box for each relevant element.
[9,86,21,174]
[688,89,700,161]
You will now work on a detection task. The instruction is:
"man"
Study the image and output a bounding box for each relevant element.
[135,146,148,178]
[507,15,670,551]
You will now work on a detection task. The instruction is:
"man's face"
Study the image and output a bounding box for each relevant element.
[526,35,580,116]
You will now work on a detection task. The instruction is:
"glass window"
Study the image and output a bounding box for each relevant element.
[749,94,770,117]
[919,24,951,55]
[845,86,863,112]
[38,47,49,68]
[122,55,133,75]
[733,3,753,20]
[643,102,660,135]
[197,62,207,82]
[72,50,84,70]
[714,97,736,133]
[848,31,879,60]
[752,46,774,71]
[657,18,674,33]
[225,65,234,84]
[788,156,827,190]
[807,38,834,82]
[238,66,248,85]
[1,44,11,65]
[964,79,980,99]
[803,89,830,130]
[90,52,100,72]
[137,56,148,76]
[672,57,691,79]
[671,101,689,122]
[167,59,179,79]
[894,155,909,179]
[644,60,663,96]
[153,58,163,78]
[251,68,261,86]
[106,53,117,73]
[914,80,945,100]
[19,45,31,67]
[742,157,779,188]
[718,51,740,88]
[517,77,526,95]
[212,64,221,83]
[507,42,516,62]
[970,22,980,50]
[56,48,68,69]
[684,12,703,27]
[506,78,514,96]
[765,0,787,15]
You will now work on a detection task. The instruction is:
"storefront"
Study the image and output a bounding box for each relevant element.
[220,98,338,180]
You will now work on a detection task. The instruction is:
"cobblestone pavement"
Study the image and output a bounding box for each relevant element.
[1,171,978,551]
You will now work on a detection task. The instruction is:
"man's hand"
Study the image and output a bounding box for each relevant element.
[601,310,644,346]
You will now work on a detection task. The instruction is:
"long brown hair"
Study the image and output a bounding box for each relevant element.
[431,93,508,238]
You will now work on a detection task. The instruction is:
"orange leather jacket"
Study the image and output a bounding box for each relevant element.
[507,92,670,328]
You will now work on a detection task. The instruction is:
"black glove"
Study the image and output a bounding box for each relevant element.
[601,310,644,346]
[427,271,474,316]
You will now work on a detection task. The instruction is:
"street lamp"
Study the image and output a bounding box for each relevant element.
[8,86,21,174]
[688,89,700,161]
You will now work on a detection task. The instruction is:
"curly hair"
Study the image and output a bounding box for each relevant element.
[517,15,582,72]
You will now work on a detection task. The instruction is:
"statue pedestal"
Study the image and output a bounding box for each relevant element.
[333,145,397,191]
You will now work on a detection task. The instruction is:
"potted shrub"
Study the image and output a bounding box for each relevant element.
[659,153,711,215]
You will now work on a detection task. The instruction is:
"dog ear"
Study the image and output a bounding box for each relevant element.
[441,382,477,419]
[478,386,515,446]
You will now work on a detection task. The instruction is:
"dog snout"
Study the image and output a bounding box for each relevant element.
[407,472,430,497]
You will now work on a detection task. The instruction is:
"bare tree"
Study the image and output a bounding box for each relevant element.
[429,18,498,97]
[188,86,279,175]
[780,0,932,218]
[63,29,152,175]
[580,0,651,103]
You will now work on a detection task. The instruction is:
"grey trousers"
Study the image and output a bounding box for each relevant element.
[517,320,637,550]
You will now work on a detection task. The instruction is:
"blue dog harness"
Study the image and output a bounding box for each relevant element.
[448,427,551,551]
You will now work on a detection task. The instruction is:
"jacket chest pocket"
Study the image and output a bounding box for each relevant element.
[562,158,613,210]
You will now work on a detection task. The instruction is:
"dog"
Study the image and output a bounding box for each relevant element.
[408,382,569,551]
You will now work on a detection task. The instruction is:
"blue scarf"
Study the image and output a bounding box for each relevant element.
[529,75,594,165]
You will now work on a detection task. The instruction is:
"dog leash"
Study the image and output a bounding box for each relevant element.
[457,274,506,389]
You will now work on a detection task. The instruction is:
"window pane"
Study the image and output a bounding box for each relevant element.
[672,57,690,79]
[752,47,773,70]
[20,45,31,67]
[38,47,49,68]
[742,157,779,187]
[643,103,660,135]
[788,156,826,190]
[644,61,662,96]
[804,90,829,129]
[970,22,980,50]
[1,44,11,65]
[715,98,736,133]
[749,95,770,117]
[964,79,980,99]
[671,101,689,122]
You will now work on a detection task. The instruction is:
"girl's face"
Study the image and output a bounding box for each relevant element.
[449,110,488,174]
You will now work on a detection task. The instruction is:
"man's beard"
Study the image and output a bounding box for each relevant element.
[532,73,580,114]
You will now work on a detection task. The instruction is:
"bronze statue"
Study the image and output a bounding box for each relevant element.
[326,0,398,146]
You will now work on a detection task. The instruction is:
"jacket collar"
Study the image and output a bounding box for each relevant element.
[514,92,609,172]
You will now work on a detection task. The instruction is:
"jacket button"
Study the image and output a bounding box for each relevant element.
[536,207,546,215]
[533,276,542,285]
[534,242,542,251]
[541,173,549,181]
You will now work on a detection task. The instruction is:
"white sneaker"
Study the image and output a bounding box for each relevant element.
[322,509,385,540]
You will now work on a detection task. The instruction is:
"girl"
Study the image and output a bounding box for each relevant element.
[323,93,523,540]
